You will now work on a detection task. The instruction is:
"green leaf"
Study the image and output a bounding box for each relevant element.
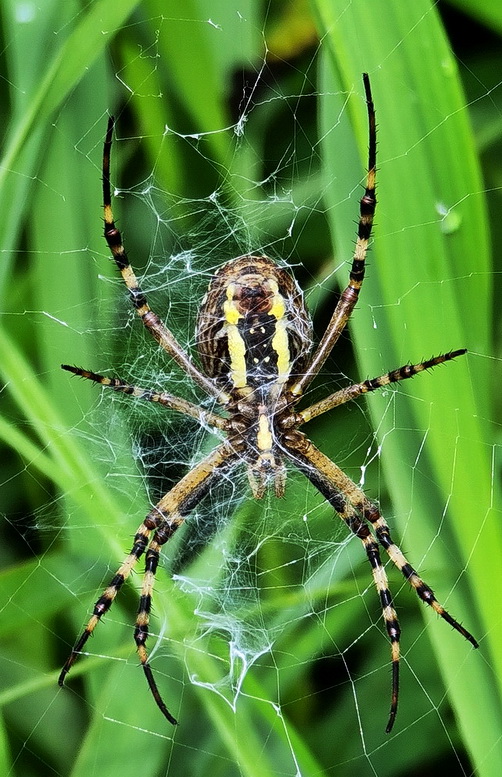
[313,0,502,772]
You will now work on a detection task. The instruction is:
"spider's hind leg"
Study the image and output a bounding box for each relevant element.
[58,522,151,686]
[365,505,479,648]
[59,442,238,725]
[284,432,478,732]
[295,435,479,650]
[285,435,401,732]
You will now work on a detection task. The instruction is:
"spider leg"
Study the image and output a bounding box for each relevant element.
[102,117,230,406]
[298,350,467,424]
[59,442,238,724]
[283,433,400,731]
[58,522,150,684]
[284,432,478,732]
[288,434,479,646]
[61,364,228,430]
[363,505,479,647]
[290,73,376,398]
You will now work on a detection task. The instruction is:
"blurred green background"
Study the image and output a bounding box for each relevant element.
[0,1,501,776]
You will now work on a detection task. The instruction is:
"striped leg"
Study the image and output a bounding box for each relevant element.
[59,443,237,724]
[58,522,151,684]
[288,442,401,731]
[284,432,478,731]
[291,73,376,398]
[363,504,479,647]
[134,533,181,725]
[292,436,479,645]
[129,439,238,724]
[298,350,467,425]
[360,528,400,732]
[61,364,227,429]
[101,117,229,406]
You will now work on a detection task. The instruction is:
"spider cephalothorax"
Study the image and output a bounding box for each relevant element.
[59,74,478,733]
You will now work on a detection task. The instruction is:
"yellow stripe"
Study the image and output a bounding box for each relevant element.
[269,281,291,383]
[257,412,273,451]
[222,279,292,390]
[223,285,247,388]
[268,280,285,319]
[104,204,114,223]
[272,317,290,382]
[223,284,241,325]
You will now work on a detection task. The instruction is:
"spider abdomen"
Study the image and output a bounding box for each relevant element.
[196,255,313,395]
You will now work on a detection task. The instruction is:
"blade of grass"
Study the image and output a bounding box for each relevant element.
[313,0,501,770]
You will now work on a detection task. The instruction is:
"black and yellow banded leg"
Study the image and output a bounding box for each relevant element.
[329,467,480,651]
[135,538,179,725]
[58,522,151,685]
[59,443,238,723]
[291,73,377,397]
[128,442,238,723]
[360,532,400,733]
[298,350,467,425]
[101,117,229,405]
[285,432,478,731]
[288,443,401,732]
[61,364,228,430]
[292,435,479,649]
[365,509,479,649]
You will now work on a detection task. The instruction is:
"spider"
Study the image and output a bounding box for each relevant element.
[59,74,478,733]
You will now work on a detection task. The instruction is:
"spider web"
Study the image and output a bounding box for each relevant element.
[1,3,500,777]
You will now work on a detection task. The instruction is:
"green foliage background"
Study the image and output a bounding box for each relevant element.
[0,1,500,776]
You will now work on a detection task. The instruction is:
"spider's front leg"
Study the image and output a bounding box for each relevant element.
[59,442,238,724]
[295,437,478,645]
[290,73,376,399]
[101,117,229,407]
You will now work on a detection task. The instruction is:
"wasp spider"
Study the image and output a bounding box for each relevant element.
[59,74,478,732]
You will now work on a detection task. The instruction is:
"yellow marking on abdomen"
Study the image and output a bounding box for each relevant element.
[268,281,291,384]
[223,284,247,388]
[272,317,290,383]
